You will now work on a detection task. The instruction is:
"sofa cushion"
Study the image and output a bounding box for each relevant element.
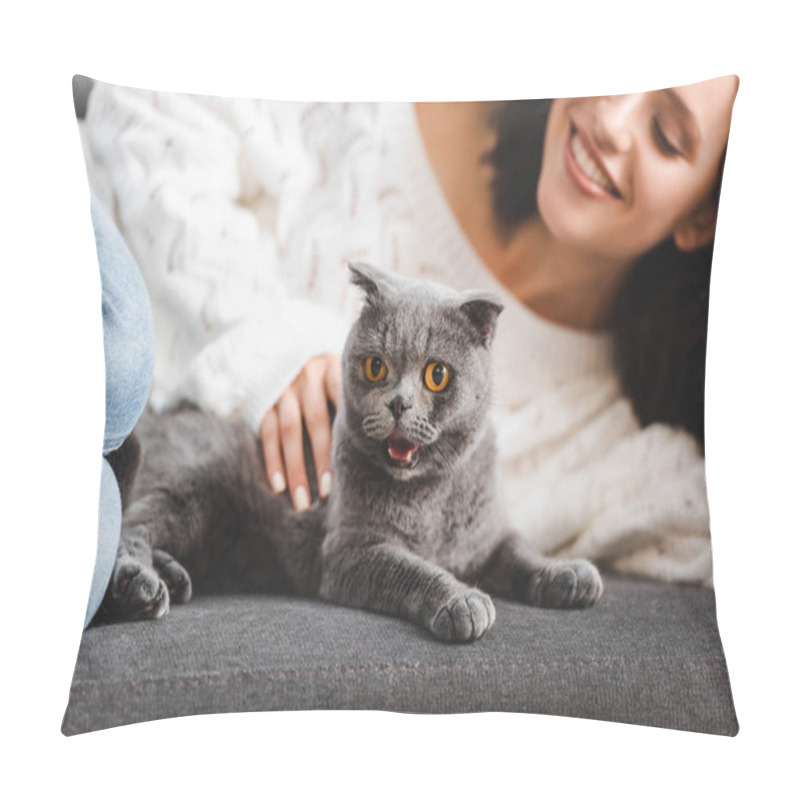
[63,575,737,735]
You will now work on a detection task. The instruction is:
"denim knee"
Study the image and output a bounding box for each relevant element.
[103,328,154,453]
[91,193,155,453]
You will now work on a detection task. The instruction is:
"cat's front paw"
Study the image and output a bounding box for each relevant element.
[530,559,603,609]
[109,557,170,620]
[153,549,192,604]
[431,588,496,643]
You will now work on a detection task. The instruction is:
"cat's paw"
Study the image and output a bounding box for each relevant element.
[109,557,170,620]
[431,588,496,643]
[530,559,603,609]
[152,549,192,604]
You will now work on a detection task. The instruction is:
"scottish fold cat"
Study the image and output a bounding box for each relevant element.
[105,262,602,642]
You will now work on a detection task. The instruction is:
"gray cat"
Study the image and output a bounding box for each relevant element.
[105,262,602,642]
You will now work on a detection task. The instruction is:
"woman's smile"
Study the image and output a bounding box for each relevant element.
[564,123,623,201]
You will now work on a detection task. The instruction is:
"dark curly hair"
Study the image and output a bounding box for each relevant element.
[484,100,726,452]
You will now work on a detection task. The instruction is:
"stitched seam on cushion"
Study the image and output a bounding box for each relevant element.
[69,657,730,698]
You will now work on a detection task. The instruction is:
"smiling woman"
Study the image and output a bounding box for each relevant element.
[461,78,738,449]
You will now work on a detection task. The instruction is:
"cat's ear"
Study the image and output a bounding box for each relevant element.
[348,262,396,305]
[459,293,504,347]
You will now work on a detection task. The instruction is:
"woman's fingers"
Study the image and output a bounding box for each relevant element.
[259,408,286,495]
[259,354,341,511]
[277,388,310,511]
[298,370,333,499]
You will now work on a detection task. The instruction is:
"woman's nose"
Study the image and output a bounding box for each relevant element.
[592,94,642,154]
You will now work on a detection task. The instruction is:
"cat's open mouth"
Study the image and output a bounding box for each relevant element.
[386,430,420,469]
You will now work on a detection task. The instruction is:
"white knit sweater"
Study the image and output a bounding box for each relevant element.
[81,83,713,585]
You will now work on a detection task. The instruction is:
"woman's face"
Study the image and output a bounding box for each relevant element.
[536,76,738,262]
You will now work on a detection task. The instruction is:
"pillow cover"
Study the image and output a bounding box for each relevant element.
[63,75,738,736]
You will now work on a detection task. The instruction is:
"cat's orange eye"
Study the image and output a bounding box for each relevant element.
[424,361,450,392]
[364,356,387,383]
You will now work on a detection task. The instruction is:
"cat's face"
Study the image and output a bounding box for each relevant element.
[341,263,503,481]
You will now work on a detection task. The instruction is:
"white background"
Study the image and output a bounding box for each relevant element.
[2,1,796,796]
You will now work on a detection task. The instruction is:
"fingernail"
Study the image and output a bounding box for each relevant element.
[320,472,332,498]
[272,473,286,493]
[294,486,310,511]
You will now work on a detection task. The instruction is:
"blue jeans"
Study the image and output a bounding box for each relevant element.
[84,194,154,629]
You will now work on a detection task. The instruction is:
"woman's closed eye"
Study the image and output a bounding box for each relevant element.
[651,117,684,158]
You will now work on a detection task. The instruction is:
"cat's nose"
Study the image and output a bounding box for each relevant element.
[388,396,411,421]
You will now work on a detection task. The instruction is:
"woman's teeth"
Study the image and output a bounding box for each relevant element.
[570,131,619,197]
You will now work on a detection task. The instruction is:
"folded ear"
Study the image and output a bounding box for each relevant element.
[348,262,397,305]
[459,293,504,347]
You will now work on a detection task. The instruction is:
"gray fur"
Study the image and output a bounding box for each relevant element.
[105,262,602,641]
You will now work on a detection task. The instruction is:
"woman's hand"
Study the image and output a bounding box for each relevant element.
[259,354,341,510]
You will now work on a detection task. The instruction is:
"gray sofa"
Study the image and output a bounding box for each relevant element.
[62,574,737,735]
